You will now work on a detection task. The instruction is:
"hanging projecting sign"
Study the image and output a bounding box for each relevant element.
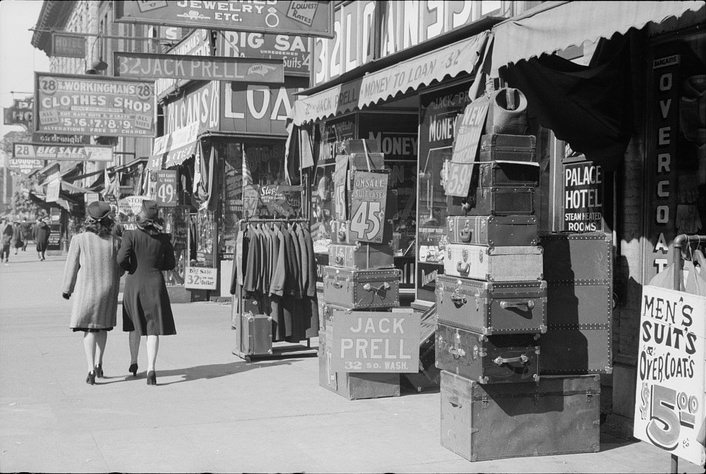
[633,286,706,466]
[154,170,178,207]
[114,52,284,84]
[34,72,156,138]
[52,33,86,58]
[31,132,90,145]
[216,31,310,76]
[114,0,334,38]
[13,143,113,162]
[7,158,43,173]
[3,96,34,127]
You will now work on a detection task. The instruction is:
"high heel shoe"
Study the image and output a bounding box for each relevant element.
[146,371,156,386]
[95,364,104,378]
[129,363,138,376]
[86,371,96,385]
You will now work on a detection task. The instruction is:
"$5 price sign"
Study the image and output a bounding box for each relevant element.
[641,384,699,450]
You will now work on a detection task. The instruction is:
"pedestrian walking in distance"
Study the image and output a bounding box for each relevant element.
[33,216,51,261]
[62,202,123,385]
[118,200,176,386]
[1,217,12,264]
[12,220,23,255]
[20,218,32,251]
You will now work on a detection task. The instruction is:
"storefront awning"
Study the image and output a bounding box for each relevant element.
[291,31,490,125]
[491,1,706,74]
[148,122,200,170]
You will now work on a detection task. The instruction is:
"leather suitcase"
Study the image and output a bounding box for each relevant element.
[440,371,600,461]
[328,242,394,269]
[478,133,537,162]
[435,275,547,335]
[447,186,535,216]
[473,161,539,188]
[446,215,538,246]
[318,330,400,400]
[540,232,613,374]
[235,312,273,358]
[322,266,401,309]
[435,323,540,384]
[443,244,543,281]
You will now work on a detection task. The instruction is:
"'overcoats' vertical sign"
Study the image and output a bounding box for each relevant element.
[349,171,388,243]
[331,310,420,373]
[633,285,705,466]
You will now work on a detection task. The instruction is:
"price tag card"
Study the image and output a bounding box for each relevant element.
[444,161,475,197]
[184,266,217,290]
[155,170,178,207]
[349,171,388,243]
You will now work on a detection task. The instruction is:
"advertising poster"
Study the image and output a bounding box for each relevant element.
[633,285,706,466]
[349,171,388,243]
[330,310,420,373]
[114,0,334,38]
[35,72,156,137]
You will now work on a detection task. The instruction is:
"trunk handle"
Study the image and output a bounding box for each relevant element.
[449,346,466,358]
[450,292,467,306]
[499,300,535,310]
[363,282,391,293]
[493,354,529,366]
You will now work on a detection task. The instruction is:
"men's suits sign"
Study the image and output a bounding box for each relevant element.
[35,72,156,137]
[114,0,334,38]
[633,285,706,466]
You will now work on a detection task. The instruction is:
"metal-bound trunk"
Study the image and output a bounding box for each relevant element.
[540,232,613,374]
[328,242,394,270]
[440,371,600,461]
[435,323,540,384]
[322,266,401,309]
[318,330,400,400]
[443,244,543,281]
[436,275,547,334]
[446,215,538,246]
[474,161,539,188]
[447,187,536,216]
[478,133,537,162]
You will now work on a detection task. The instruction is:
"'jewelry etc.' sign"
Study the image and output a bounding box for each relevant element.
[34,72,156,137]
[633,285,706,466]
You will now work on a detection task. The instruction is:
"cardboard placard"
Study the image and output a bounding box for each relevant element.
[185,266,218,290]
[450,97,489,164]
[330,310,420,373]
[154,170,178,207]
[444,161,475,197]
[349,171,388,243]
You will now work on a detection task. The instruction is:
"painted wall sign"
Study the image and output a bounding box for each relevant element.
[114,52,284,84]
[114,0,334,38]
[155,29,212,98]
[633,285,706,466]
[52,33,86,58]
[35,73,156,138]
[164,80,220,134]
[13,143,113,162]
[220,76,306,135]
[155,170,178,207]
[216,31,311,76]
[563,159,604,232]
[330,309,420,373]
[185,266,218,290]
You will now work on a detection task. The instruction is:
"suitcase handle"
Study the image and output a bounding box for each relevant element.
[499,300,535,310]
[448,346,466,359]
[335,255,344,266]
[493,354,529,366]
[363,282,391,293]
[459,228,472,242]
[450,293,467,306]
[331,277,350,289]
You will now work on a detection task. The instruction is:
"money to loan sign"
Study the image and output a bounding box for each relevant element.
[34,72,156,138]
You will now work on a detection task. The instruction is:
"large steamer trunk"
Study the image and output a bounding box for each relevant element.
[478,133,537,162]
[435,323,540,384]
[540,232,613,374]
[443,244,543,281]
[328,242,394,269]
[447,186,536,216]
[440,371,601,461]
[435,275,547,335]
[446,215,538,246]
[322,266,401,309]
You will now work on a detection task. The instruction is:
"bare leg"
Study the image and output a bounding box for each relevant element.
[83,332,97,373]
[129,331,140,365]
[95,331,107,368]
[146,335,159,372]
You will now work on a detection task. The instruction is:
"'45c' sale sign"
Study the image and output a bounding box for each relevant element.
[633,285,706,466]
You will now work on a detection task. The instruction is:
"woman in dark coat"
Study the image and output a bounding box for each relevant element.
[33,216,51,260]
[117,200,176,385]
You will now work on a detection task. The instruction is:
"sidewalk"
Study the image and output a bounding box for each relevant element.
[0,251,703,473]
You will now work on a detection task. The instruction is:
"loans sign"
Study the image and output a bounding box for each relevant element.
[331,310,420,373]
[114,52,284,84]
[114,0,334,38]
[35,72,156,137]
[13,143,113,162]
[633,285,706,466]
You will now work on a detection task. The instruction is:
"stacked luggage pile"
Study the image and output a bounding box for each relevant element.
[437,88,604,461]
[318,139,402,400]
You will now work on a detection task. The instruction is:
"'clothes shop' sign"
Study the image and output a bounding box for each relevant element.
[34,73,156,137]
[330,310,420,373]
[633,285,705,466]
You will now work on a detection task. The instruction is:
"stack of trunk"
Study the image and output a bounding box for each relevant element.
[437,133,601,461]
[318,140,402,400]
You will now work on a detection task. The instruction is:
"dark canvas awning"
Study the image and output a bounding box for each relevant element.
[148,122,200,170]
[491,1,705,73]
